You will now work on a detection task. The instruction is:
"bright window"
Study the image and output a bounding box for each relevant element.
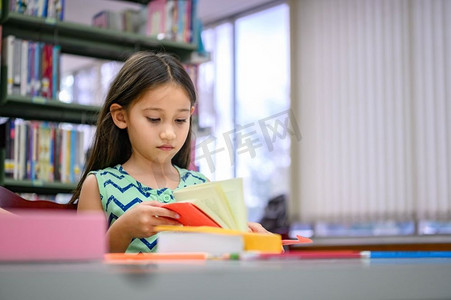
[196,4,290,222]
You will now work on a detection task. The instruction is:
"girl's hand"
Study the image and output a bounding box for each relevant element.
[247,222,271,234]
[111,201,181,240]
[248,221,285,252]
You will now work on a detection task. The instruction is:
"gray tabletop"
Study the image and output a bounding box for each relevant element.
[1,258,451,300]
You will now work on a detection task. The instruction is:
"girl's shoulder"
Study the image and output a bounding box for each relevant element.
[175,166,209,186]
[88,164,124,178]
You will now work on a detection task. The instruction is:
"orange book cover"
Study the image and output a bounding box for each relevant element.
[163,202,221,228]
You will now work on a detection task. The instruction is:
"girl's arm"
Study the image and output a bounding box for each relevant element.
[77,174,103,211]
[77,174,181,253]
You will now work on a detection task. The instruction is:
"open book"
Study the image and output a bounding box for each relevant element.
[163,178,248,232]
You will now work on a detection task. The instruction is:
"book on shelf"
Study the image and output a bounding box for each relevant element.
[146,0,198,43]
[30,0,49,18]
[163,177,248,232]
[27,41,35,96]
[12,38,22,95]
[2,35,14,95]
[88,0,198,42]
[147,0,167,39]
[52,45,60,100]
[92,10,109,29]
[1,36,60,100]
[40,44,53,98]
[123,9,145,34]
[3,119,93,184]
[10,0,64,20]
[92,10,124,32]
[20,39,29,96]
[32,41,42,97]
[91,7,147,34]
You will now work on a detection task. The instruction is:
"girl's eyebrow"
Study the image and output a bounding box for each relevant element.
[143,108,191,112]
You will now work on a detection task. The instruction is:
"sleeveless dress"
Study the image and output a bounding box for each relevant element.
[90,164,208,253]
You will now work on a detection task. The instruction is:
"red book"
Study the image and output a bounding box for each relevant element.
[256,251,362,260]
[41,44,53,98]
[163,202,221,228]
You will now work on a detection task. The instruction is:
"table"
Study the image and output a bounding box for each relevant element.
[1,258,451,300]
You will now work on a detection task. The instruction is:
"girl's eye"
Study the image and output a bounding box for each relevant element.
[147,118,160,123]
[175,119,187,124]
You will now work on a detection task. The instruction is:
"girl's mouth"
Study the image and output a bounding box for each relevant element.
[157,145,175,151]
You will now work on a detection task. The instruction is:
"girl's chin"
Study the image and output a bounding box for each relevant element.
[153,154,176,164]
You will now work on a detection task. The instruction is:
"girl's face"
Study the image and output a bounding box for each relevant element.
[115,83,193,167]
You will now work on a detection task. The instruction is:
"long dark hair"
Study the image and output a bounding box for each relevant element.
[70,51,197,204]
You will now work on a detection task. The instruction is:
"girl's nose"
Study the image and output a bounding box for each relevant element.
[160,126,176,140]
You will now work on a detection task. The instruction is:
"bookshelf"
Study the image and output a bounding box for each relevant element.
[0,0,200,194]
[0,11,197,61]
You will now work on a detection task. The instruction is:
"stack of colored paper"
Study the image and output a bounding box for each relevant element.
[156,225,283,254]
[0,210,106,261]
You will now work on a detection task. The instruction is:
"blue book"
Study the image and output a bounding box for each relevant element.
[48,123,54,182]
[41,0,48,17]
[362,251,451,259]
[177,0,186,42]
[58,0,64,20]
[27,42,34,96]
[33,42,42,97]
[190,0,198,44]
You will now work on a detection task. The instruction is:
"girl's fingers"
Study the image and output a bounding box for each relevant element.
[248,222,270,233]
[154,215,182,226]
[138,201,179,219]
[150,207,180,220]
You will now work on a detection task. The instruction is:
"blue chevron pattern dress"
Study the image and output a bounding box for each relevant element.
[90,164,208,253]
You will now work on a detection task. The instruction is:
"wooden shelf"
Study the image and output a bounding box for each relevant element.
[0,93,99,125]
[1,12,197,62]
[2,178,77,194]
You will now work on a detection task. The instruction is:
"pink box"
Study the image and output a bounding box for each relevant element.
[0,210,106,261]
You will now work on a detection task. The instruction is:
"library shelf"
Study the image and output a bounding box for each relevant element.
[0,93,99,125]
[1,12,197,62]
[0,0,199,193]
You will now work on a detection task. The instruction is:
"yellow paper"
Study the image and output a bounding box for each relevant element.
[242,232,282,254]
[172,178,248,231]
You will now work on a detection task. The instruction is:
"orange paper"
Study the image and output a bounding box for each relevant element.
[163,202,221,227]
[105,252,208,261]
[281,235,313,245]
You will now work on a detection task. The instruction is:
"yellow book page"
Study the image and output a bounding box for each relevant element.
[174,184,237,229]
[216,178,248,232]
[174,178,248,231]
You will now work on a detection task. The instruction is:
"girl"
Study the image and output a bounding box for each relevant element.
[71,51,268,253]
